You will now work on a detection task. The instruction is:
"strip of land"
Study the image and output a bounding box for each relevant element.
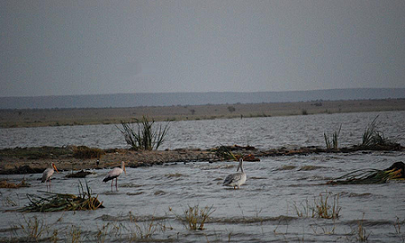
[1,98,404,128]
[1,143,403,175]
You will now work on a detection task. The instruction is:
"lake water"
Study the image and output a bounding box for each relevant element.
[1,111,405,150]
[0,111,405,242]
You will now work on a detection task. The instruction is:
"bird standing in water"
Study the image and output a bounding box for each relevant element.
[103,161,126,191]
[223,158,247,189]
[42,163,58,190]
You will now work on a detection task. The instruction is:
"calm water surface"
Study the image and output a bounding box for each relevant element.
[0,111,404,242]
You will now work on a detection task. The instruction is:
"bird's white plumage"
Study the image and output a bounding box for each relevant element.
[104,167,123,181]
[103,161,126,190]
[42,163,58,183]
[223,158,247,189]
[42,163,58,190]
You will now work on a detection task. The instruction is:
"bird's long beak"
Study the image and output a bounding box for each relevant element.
[53,164,59,173]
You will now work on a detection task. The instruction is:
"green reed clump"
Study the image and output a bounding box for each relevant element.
[324,124,342,150]
[179,205,215,230]
[359,115,397,149]
[328,162,405,185]
[19,181,104,212]
[118,116,170,151]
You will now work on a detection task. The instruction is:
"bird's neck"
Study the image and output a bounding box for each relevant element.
[239,159,244,173]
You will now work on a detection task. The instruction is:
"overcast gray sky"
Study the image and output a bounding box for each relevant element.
[1,0,404,97]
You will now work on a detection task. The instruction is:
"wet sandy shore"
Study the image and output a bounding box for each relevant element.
[1,143,403,175]
[0,148,218,174]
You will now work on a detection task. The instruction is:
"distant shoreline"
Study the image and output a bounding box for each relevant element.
[1,98,404,128]
[2,88,405,109]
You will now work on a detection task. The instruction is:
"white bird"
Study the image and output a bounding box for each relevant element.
[103,161,126,191]
[223,158,247,189]
[42,163,58,189]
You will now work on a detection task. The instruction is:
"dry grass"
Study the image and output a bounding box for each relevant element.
[15,215,49,241]
[72,146,105,159]
[348,214,370,242]
[179,205,215,230]
[0,178,29,188]
[293,192,341,219]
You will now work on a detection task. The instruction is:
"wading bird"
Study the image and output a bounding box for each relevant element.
[103,161,126,191]
[42,163,58,189]
[223,158,247,189]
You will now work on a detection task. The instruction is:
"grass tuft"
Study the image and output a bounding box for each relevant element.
[15,215,48,241]
[293,191,341,219]
[359,115,398,149]
[179,205,215,230]
[127,212,169,240]
[349,214,370,242]
[324,124,342,150]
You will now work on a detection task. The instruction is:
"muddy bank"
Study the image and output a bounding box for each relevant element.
[0,148,219,174]
[1,143,403,175]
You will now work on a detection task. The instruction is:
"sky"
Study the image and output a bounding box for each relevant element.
[1,0,404,97]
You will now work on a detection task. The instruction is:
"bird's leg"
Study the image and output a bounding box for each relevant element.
[115,178,118,191]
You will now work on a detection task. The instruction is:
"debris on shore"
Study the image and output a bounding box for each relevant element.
[212,145,260,161]
[328,161,405,185]
[0,178,29,188]
[65,170,95,178]
[19,181,104,212]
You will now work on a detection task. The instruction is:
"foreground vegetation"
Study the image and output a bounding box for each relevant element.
[19,181,104,212]
[2,198,403,242]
